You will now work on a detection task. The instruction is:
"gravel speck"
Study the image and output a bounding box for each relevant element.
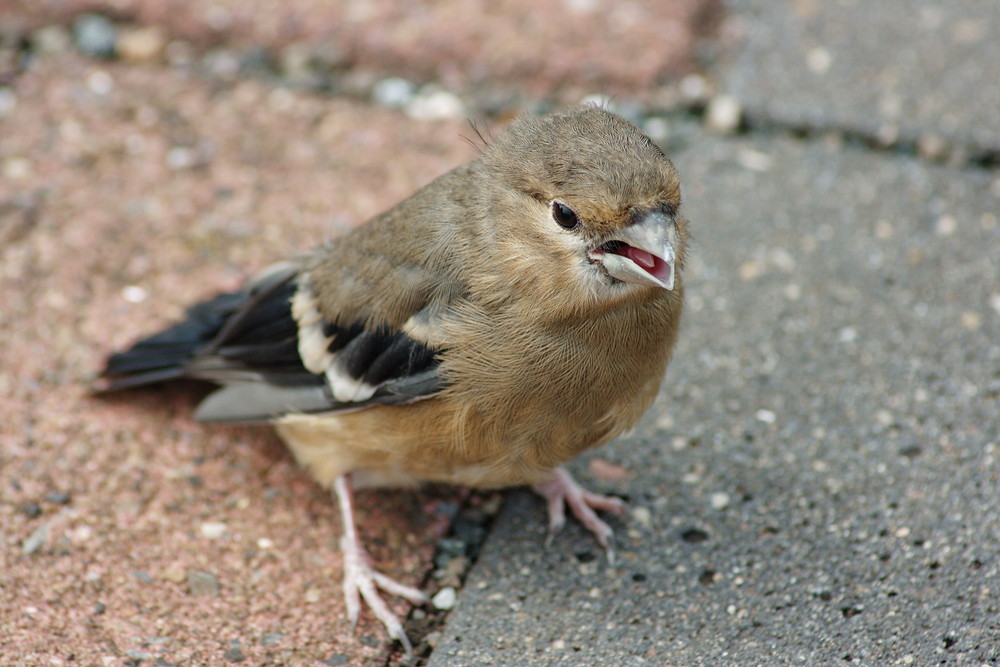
[200,521,227,539]
[45,490,71,505]
[132,571,155,584]
[21,502,42,519]
[73,14,117,59]
[710,492,731,510]
[117,27,167,64]
[406,88,465,120]
[755,409,777,424]
[187,569,220,597]
[705,94,742,134]
[372,77,416,109]
[22,523,49,554]
[223,646,246,662]
[432,586,457,610]
[631,506,652,529]
[261,632,283,646]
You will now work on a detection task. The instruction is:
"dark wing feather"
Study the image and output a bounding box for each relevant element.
[99,262,445,422]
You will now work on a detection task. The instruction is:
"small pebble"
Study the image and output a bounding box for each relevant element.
[934,214,957,236]
[705,95,742,134]
[432,586,457,610]
[86,70,114,96]
[710,492,731,510]
[838,327,858,343]
[736,148,774,172]
[223,646,246,663]
[805,47,833,74]
[679,73,709,101]
[755,409,777,424]
[45,490,71,505]
[200,521,227,539]
[117,26,166,64]
[22,502,42,519]
[74,14,117,58]
[122,285,147,303]
[406,89,465,120]
[4,157,32,180]
[280,41,311,72]
[631,506,652,529]
[261,632,283,646]
[162,566,186,583]
[443,556,470,580]
[372,77,416,109]
[187,569,220,597]
[166,146,197,170]
[22,523,49,554]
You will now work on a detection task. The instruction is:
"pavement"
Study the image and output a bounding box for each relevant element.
[2,1,998,666]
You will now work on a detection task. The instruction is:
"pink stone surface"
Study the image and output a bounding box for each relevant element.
[0,56,471,665]
[0,3,716,662]
[3,0,722,99]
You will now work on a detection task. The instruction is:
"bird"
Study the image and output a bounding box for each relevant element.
[97,104,689,653]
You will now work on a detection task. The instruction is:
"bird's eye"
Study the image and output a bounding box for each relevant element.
[551,201,579,230]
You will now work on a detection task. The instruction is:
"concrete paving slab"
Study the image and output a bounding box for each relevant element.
[723,0,1000,158]
[430,134,1000,665]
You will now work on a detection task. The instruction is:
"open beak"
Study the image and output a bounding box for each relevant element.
[588,210,677,290]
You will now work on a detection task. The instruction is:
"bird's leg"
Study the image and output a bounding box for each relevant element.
[333,474,428,655]
[530,466,627,558]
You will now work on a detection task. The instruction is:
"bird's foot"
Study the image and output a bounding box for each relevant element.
[334,475,428,655]
[340,533,428,655]
[531,466,627,559]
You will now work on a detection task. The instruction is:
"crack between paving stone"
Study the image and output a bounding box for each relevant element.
[735,113,1000,173]
[382,489,504,667]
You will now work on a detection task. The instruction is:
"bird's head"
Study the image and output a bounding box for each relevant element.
[479,105,688,307]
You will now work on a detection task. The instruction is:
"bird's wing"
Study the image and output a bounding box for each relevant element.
[101,258,447,423]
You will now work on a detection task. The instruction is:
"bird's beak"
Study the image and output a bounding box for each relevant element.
[589,210,677,290]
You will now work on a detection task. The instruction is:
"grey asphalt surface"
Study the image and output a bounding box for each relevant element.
[429,3,1000,666]
[725,0,1000,158]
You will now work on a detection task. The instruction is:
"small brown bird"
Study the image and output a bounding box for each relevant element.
[99,105,688,652]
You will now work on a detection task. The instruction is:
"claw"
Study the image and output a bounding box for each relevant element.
[531,467,627,558]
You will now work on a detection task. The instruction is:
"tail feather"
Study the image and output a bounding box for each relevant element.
[97,291,245,391]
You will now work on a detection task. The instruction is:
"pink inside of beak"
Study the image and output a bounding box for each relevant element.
[619,244,672,285]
